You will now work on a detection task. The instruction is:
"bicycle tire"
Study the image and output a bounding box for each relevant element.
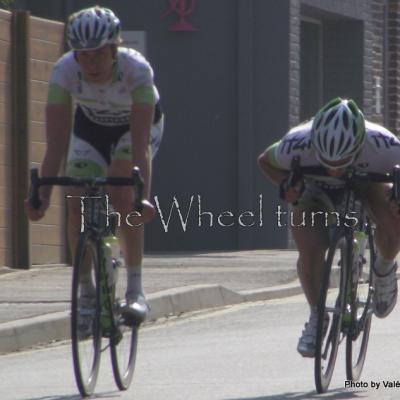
[315,233,348,393]
[346,224,376,381]
[71,234,102,397]
[110,304,139,390]
[109,257,139,390]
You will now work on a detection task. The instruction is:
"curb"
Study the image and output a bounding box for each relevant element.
[0,281,302,354]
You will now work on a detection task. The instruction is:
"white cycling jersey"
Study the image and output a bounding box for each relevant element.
[48,47,160,127]
[268,119,400,189]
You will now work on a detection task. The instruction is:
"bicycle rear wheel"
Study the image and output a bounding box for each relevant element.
[71,234,102,397]
[315,233,348,393]
[110,261,139,390]
[346,225,376,381]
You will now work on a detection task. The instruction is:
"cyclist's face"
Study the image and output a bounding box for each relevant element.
[319,154,353,177]
[75,45,115,84]
[327,168,346,177]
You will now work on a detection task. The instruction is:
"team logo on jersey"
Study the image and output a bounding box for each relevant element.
[370,132,400,149]
[81,105,130,126]
[280,135,312,154]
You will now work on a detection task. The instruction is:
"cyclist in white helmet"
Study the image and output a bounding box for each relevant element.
[258,97,400,357]
[25,6,164,325]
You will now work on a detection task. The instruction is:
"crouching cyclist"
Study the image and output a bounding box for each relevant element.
[258,98,400,357]
[25,6,164,326]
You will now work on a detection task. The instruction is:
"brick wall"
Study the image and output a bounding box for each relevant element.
[362,0,386,124]
[0,10,12,266]
[387,0,400,134]
[289,0,387,121]
[289,0,301,129]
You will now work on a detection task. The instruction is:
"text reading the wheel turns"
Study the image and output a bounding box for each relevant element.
[66,194,144,233]
[345,380,400,390]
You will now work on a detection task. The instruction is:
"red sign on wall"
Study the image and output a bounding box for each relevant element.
[162,0,199,32]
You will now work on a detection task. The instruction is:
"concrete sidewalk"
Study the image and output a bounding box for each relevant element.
[0,250,301,354]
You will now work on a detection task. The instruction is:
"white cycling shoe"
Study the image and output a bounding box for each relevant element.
[122,293,150,326]
[373,262,398,319]
[297,310,329,358]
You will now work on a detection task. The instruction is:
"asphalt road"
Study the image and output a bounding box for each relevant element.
[0,294,399,400]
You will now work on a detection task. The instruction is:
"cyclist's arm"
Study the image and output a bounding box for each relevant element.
[258,142,289,185]
[40,102,72,201]
[130,103,155,200]
[258,142,304,203]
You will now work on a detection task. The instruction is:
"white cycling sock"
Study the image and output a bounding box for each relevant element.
[375,253,395,276]
[126,265,144,298]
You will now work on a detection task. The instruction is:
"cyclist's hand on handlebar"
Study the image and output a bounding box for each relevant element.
[135,199,156,224]
[24,197,50,221]
[279,179,304,204]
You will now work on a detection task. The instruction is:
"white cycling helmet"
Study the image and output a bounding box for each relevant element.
[67,6,122,51]
[311,98,366,168]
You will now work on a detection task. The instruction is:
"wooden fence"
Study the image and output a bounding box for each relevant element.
[0,9,66,268]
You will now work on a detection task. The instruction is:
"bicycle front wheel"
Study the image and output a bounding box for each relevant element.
[71,234,102,397]
[346,226,376,381]
[315,234,348,393]
[110,262,139,390]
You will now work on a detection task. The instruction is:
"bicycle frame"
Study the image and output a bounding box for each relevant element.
[329,186,371,334]
[78,189,120,342]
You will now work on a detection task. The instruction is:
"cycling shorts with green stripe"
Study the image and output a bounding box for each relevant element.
[66,106,164,178]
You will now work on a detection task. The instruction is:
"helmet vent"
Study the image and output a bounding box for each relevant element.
[338,131,345,151]
[352,120,357,136]
[334,116,339,130]
[314,116,322,131]
[344,136,352,152]
[325,109,336,126]
[329,138,335,157]
[323,129,328,150]
[342,110,349,130]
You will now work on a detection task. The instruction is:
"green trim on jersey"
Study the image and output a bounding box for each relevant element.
[47,83,71,105]
[265,141,285,170]
[131,86,157,105]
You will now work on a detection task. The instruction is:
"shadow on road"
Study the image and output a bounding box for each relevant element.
[23,397,81,400]
[24,391,120,400]
[225,388,368,400]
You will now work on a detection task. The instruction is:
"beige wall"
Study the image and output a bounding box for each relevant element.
[0,10,66,267]
[30,16,66,265]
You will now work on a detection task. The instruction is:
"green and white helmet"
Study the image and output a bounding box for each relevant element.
[67,6,122,51]
[311,98,366,168]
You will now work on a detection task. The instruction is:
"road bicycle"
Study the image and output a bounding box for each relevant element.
[287,157,400,393]
[29,167,144,397]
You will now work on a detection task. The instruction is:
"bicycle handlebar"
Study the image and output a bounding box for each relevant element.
[285,158,400,202]
[29,167,145,212]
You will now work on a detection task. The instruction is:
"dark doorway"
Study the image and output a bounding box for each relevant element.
[300,19,323,121]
